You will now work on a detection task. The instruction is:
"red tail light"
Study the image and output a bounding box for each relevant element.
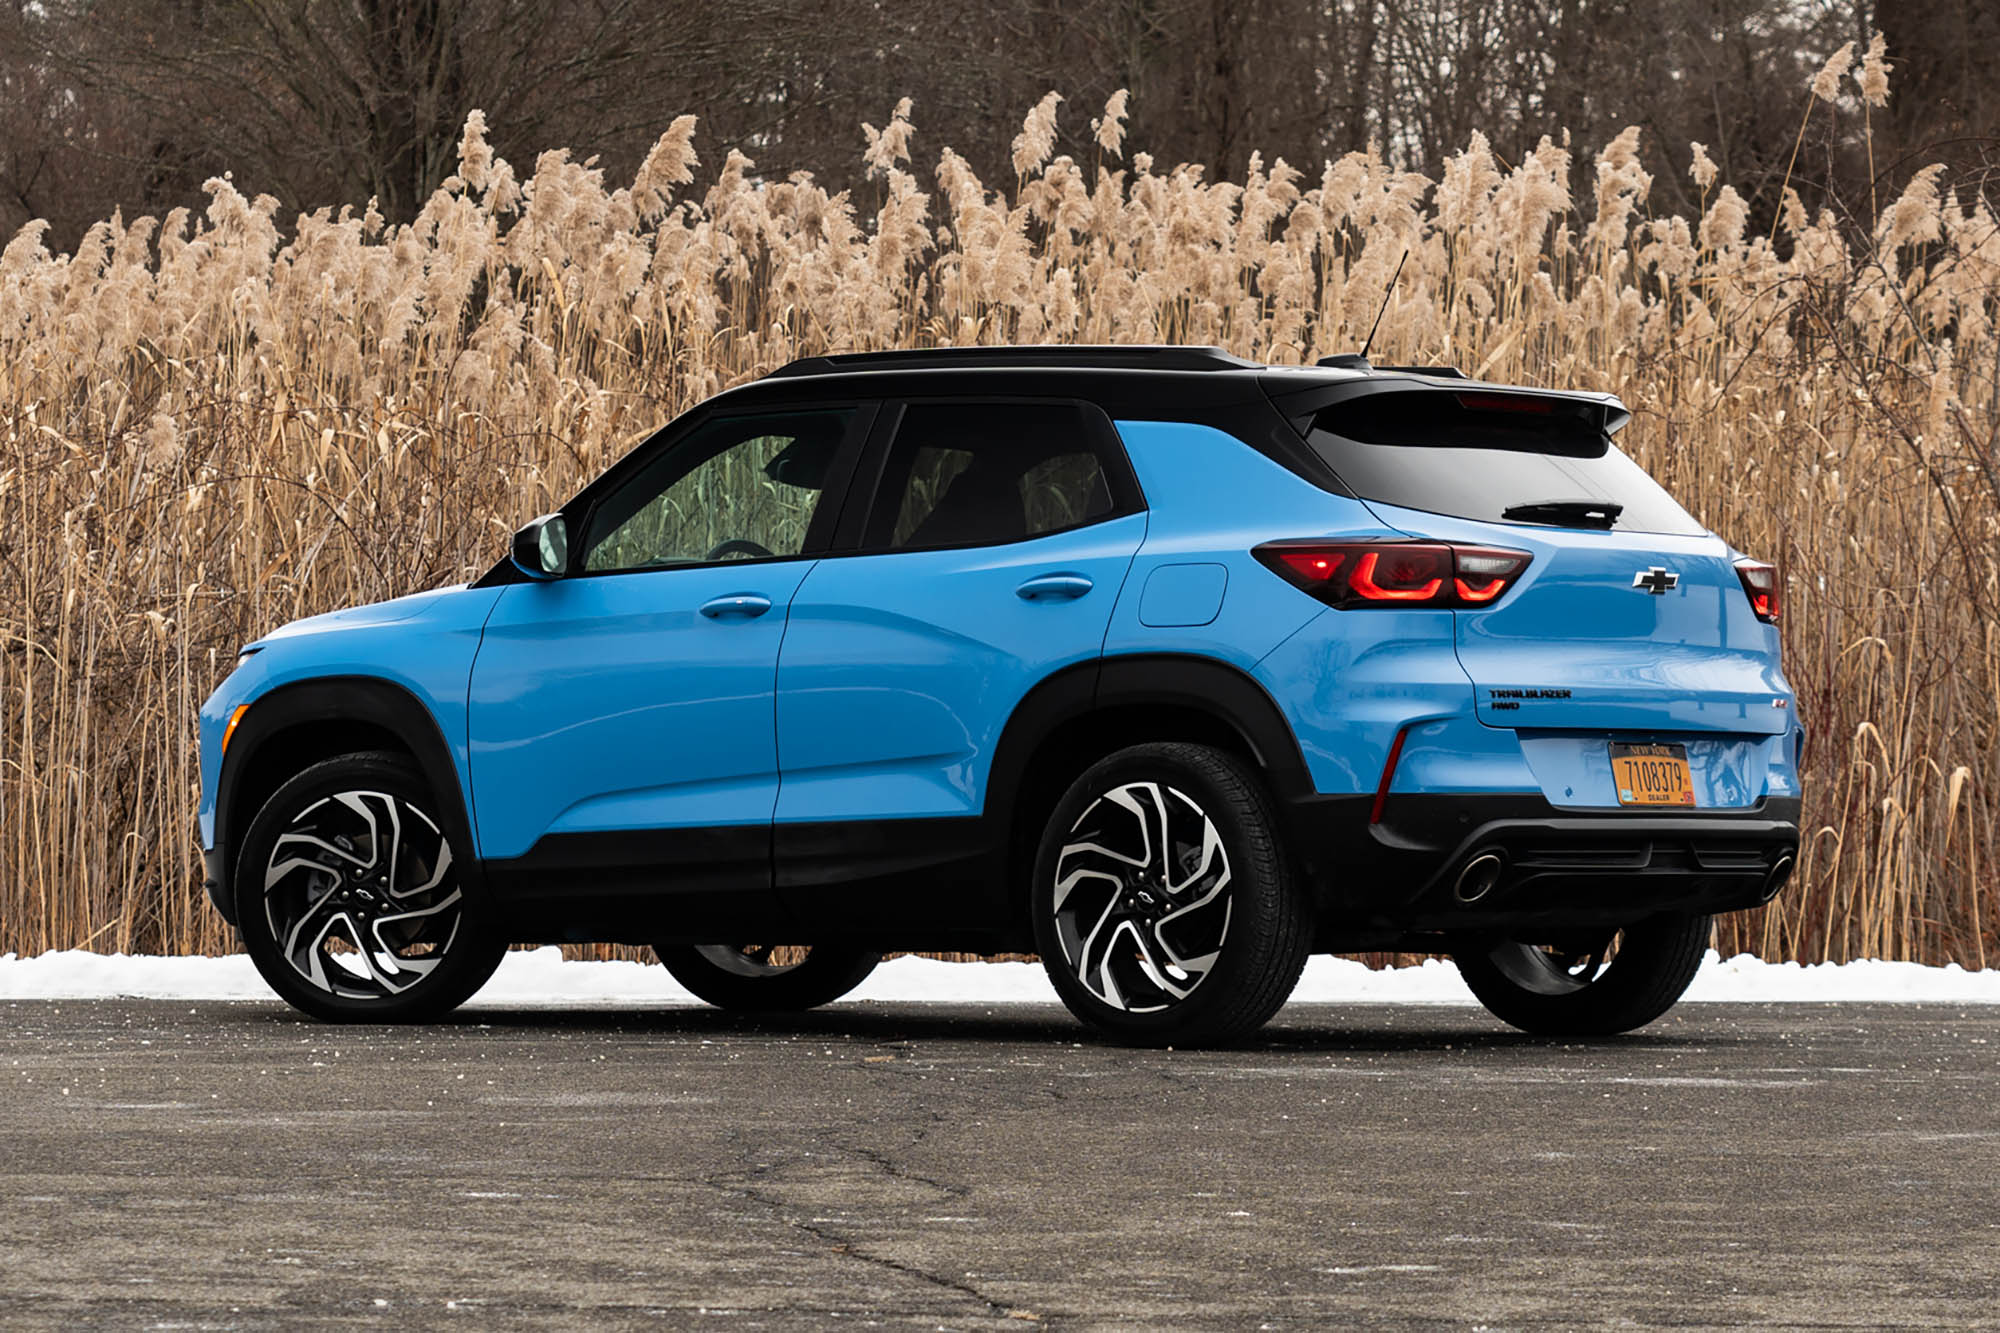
[1736,560,1779,624]
[1255,540,1532,609]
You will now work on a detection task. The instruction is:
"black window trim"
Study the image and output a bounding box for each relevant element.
[835,395,1147,559]
[548,399,877,582]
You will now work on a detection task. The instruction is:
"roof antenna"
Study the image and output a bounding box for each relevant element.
[1360,248,1409,362]
[1318,248,1407,372]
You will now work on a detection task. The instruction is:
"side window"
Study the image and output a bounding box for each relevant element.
[580,409,854,573]
[865,402,1125,551]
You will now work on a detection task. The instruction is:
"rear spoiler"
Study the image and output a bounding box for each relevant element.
[1262,375,1633,439]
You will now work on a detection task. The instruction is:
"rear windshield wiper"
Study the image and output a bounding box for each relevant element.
[1500,498,1623,529]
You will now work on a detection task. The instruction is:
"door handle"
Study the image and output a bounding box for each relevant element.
[1015,573,1093,602]
[699,593,773,619]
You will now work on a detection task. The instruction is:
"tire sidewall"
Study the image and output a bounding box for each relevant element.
[1454,911,1712,1036]
[235,752,504,1022]
[1031,744,1296,1043]
[653,945,882,1011]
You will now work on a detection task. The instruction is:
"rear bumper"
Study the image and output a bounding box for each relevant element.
[1287,792,1801,935]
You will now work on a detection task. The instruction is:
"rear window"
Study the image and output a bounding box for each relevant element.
[1304,390,1704,535]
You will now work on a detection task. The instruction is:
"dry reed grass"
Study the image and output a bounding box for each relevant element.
[2,54,1994,964]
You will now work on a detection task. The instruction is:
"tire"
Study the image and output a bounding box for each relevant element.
[235,751,507,1022]
[1453,912,1712,1036]
[1031,742,1312,1046]
[653,944,882,1011]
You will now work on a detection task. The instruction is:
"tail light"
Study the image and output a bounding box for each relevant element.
[1255,540,1532,609]
[1735,559,1779,623]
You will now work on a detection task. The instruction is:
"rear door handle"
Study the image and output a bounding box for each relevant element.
[699,593,773,620]
[1015,573,1093,602]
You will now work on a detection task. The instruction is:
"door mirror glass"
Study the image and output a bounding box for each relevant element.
[511,513,569,579]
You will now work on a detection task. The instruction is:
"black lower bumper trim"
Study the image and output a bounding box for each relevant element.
[1286,792,1802,933]
[202,847,235,926]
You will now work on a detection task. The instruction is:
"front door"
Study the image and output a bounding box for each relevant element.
[468,406,862,934]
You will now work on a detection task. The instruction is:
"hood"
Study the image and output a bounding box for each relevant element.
[249,583,468,648]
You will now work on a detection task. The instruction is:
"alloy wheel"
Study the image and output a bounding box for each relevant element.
[1050,781,1233,1013]
[261,790,464,1000]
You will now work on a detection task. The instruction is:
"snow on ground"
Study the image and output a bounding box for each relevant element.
[2,948,1998,1006]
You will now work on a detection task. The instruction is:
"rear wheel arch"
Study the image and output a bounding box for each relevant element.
[987,654,1314,923]
[216,677,478,923]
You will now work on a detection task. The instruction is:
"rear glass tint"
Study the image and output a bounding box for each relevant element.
[1305,390,1704,535]
[865,403,1122,551]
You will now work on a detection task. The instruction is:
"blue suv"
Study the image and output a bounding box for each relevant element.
[198,346,1801,1043]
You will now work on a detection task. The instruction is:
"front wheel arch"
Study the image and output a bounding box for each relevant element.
[215,677,479,924]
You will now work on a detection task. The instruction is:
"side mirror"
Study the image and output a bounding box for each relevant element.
[510,513,570,580]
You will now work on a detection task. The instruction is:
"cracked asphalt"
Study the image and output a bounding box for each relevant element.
[4,999,1999,1328]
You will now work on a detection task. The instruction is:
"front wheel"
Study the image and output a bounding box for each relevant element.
[653,944,881,1011]
[1452,912,1712,1036]
[236,751,507,1022]
[1031,742,1312,1046]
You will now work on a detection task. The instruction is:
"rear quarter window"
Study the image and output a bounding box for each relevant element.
[1305,390,1704,536]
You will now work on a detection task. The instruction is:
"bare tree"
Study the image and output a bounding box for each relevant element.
[6,0,1992,251]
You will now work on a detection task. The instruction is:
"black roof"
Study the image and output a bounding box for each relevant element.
[675,346,1627,505]
[743,344,1627,435]
[767,344,1264,378]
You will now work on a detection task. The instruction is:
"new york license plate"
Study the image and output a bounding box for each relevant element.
[1611,742,1695,807]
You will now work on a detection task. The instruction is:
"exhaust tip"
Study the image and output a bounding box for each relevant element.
[1762,853,1796,901]
[1454,851,1506,904]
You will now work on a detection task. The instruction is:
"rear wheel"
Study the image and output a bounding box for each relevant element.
[236,751,507,1022]
[1453,912,1711,1035]
[1031,742,1312,1046]
[652,944,881,1011]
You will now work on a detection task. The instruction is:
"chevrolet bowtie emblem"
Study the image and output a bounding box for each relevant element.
[1632,567,1679,595]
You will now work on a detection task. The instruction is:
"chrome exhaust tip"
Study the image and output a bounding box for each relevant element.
[1762,853,1796,901]
[1454,851,1506,904]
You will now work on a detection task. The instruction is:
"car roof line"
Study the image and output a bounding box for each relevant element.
[767,344,1263,378]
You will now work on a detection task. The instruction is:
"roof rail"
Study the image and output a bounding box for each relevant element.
[1313,352,1466,379]
[766,344,1263,379]
[1374,364,1466,379]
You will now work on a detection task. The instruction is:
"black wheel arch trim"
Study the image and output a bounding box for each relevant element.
[984,651,1315,816]
[212,675,483,925]
[1088,653,1315,801]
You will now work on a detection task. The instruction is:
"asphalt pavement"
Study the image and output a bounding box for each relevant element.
[3,998,1998,1328]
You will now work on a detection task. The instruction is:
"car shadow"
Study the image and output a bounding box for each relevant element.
[370,1001,1746,1054]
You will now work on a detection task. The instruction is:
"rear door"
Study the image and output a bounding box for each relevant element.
[772,399,1147,927]
[1289,383,1792,808]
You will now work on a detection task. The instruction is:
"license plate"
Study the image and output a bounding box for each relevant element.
[1611,742,1695,807]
